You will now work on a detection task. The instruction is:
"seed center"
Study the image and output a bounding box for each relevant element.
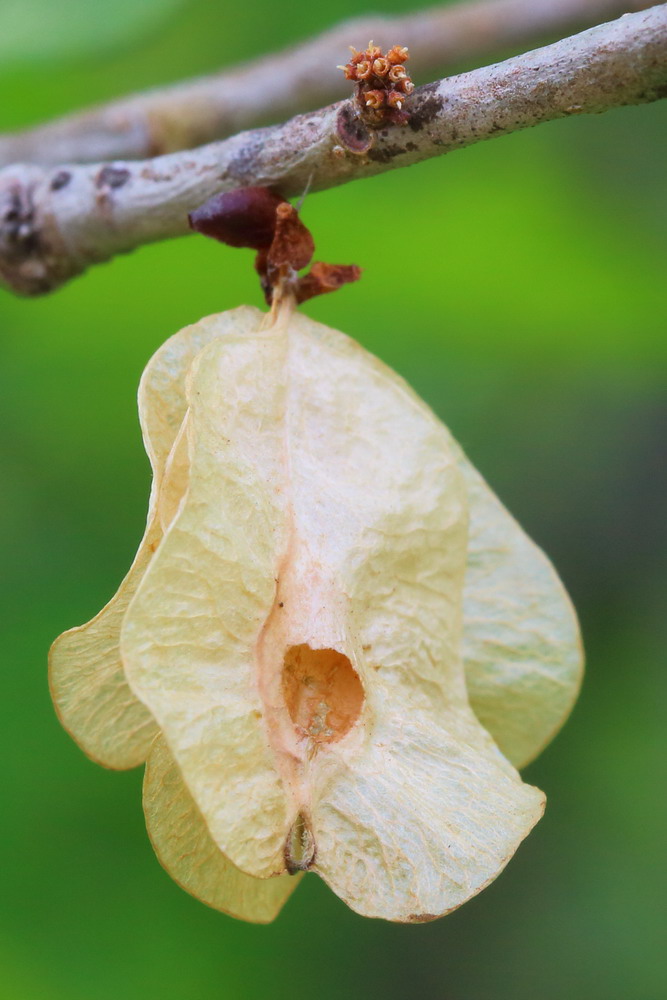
[282,644,364,744]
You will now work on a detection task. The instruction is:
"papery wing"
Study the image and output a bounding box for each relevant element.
[144,734,302,922]
[311,709,544,921]
[49,307,263,768]
[122,327,294,876]
[459,457,583,767]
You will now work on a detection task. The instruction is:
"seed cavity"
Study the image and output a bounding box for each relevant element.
[282,644,364,744]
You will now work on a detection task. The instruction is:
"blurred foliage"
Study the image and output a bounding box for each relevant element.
[0,1,665,998]
[0,0,186,65]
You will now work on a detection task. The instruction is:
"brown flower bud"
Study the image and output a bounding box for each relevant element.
[364,89,385,110]
[388,64,407,82]
[386,91,406,110]
[386,44,409,64]
[372,57,390,77]
[338,63,356,80]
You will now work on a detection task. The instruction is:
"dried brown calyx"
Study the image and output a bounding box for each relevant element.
[339,42,414,127]
[188,187,361,306]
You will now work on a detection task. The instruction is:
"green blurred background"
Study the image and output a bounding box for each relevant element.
[1,1,665,998]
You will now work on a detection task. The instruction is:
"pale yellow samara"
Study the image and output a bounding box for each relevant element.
[50,302,583,923]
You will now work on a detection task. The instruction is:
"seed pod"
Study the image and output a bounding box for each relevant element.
[51,303,582,921]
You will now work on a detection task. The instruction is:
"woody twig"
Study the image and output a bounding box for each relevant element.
[0,7,665,296]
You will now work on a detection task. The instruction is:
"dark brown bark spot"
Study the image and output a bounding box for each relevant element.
[408,83,444,132]
[226,130,271,184]
[96,165,130,189]
[367,142,407,163]
[50,170,71,191]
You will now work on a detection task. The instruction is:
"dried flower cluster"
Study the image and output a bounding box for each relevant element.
[339,42,415,126]
[188,187,361,304]
[50,294,583,923]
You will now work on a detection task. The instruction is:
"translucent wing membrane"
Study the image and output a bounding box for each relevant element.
[123,325,294,876]
[459,457,583,767]
[144,734,302,922]
[311,713,543,921]
[49,307,261,769]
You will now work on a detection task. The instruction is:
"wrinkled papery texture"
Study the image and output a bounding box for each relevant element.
[50,307,582,773]
[144,733,302,921]
[51,305,582,921]
[459,457,582,768]
[48,307,260,768]
[117,307,556,920]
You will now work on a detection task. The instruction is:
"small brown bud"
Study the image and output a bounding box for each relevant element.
[338,64,356,80]
[188,187,283,249]
[388,64,407,82]
[386,44,409,64]
[386,91,405,110]
[372,57,390,77]
[364,89,385,110]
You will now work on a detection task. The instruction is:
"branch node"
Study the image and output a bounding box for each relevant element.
[335,103,374,154]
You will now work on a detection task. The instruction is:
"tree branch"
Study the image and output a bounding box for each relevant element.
[0,0,654,167]
[1,6,665,297]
